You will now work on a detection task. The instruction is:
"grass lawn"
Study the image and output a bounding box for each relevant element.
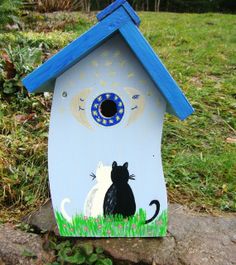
[0,11,235,222]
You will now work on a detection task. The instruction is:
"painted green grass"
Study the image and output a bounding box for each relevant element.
[55,209,167,237]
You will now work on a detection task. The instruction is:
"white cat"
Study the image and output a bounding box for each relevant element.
[60,162,111,222]
[84,162,112,217]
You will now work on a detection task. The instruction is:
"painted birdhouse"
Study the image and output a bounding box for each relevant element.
[23,0,194,237]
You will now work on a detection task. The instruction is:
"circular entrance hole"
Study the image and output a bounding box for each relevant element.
[100,99,117,118]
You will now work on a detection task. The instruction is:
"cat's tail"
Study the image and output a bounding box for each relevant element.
[145,200,160,224]
[61,198,72,223]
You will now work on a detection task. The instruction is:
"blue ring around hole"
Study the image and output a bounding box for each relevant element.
[91,93,124,127]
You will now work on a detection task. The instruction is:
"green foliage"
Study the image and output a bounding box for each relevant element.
[55,209,168,237]
[0,0,22,30]
[0,12,94,98]
[21,249,37,258]
[0,31,77,51]
[20,11,94,33]
[47,241,112,265]
[0,44,42,95]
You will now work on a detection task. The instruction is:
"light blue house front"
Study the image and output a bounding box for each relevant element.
[23,0,194,237]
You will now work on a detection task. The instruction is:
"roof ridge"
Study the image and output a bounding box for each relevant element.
[97,0,140,26]
[97,0,126,21]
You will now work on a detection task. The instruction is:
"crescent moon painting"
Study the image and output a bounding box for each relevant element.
[70,88,92,129]
[124,87,145,126]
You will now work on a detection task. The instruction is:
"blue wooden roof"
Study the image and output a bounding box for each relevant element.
[22,0,194,120]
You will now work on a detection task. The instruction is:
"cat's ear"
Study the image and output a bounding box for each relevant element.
[112,161,117,168]
[123,162,128,168]
[98,161,103,168]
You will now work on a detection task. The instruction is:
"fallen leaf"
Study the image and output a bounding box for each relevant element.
[226,137,236,143]
[15,113,35,123]
[222,184,228,193]
[2,52,16,79]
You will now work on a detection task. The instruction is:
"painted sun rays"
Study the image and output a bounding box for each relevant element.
[74,47,147,91]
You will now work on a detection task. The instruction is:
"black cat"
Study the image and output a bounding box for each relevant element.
[103,161,160,224]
